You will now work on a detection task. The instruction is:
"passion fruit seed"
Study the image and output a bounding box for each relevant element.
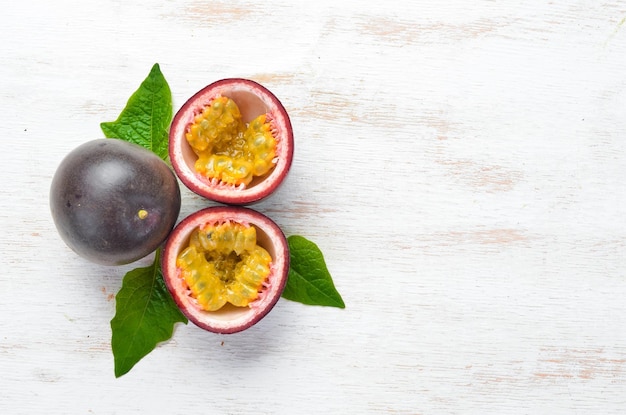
[186,96,277,187]
[176,221,272,311]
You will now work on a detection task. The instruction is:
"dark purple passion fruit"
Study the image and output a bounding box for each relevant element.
[50,139,181,266]
[169,78,294,205]
[162,206,289,334]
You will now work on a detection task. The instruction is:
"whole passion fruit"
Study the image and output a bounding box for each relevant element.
[162,206,289,334]
[50,139,181,266]
[169,78,294,205]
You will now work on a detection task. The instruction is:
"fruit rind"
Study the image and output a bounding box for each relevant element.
[169,78,294,205]
[162,206,289,334]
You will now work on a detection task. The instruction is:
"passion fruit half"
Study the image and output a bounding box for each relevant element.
[162,206,289,334]
[50,139,181,266]
[169,79,294,205]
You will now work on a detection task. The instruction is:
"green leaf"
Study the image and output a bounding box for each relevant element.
[100,63,172,160]
[110,249,187,378]
[282,235,345,308]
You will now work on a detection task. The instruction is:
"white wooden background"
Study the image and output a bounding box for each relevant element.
[1,1,625,413]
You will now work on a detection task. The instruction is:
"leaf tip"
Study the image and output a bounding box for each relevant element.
[113,356,133,378]
[99,121,112,136]
[149,62,164,78]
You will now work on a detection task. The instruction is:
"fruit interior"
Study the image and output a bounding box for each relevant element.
[176,220,274,313]
[185,94,278,189]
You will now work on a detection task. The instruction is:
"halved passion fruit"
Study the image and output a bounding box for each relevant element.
[162,206,289,333]
[169,79,294,205]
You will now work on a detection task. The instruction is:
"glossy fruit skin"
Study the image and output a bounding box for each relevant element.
[50,139,181,266]
[162,206,289,334]
[169,78,294,205]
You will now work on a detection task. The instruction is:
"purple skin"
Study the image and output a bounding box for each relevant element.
[50,139,181,266]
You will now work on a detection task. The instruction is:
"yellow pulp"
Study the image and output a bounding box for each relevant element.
[176,222,272,311]
[186,96,277,187]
